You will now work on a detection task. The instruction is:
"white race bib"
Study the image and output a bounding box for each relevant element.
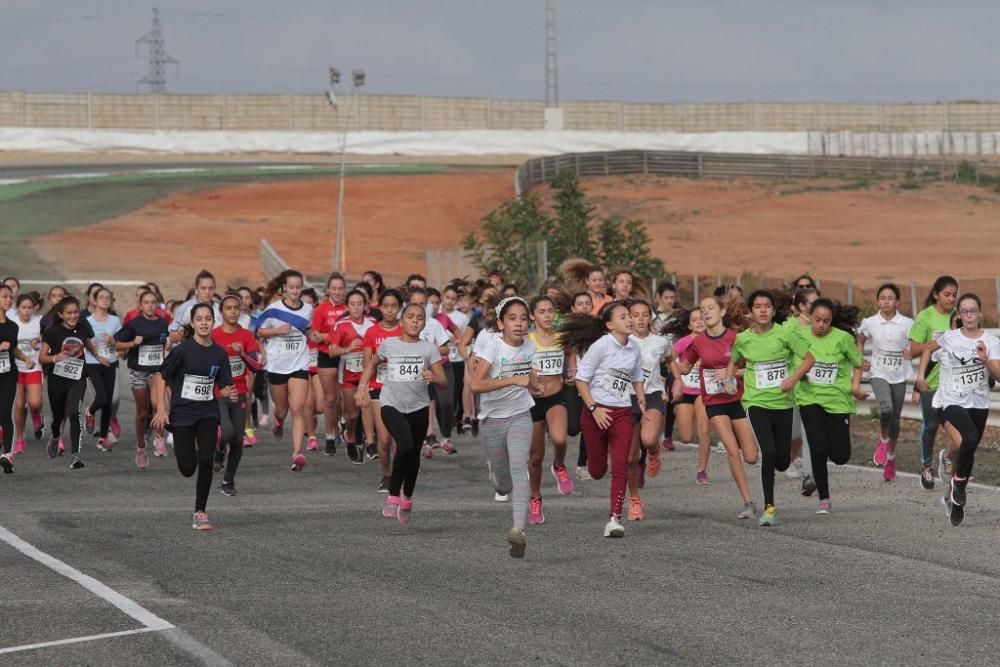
[387,355,423,382]
[874,350,904,372]
[448,343,462,363]
[53,357,84,380]
[807,362,838,385]
[17,339,35,356]
[601,368,632,400]
[276,335,303,355]
[754,360,787,389]
[949,363,986,395]
[229,355,246,378]
[682,365,701,391]
[309,348,319,368]
[533,350,564,376]
[344,352,364,374]
[499,359,532,379]
[702,369,726,395]
[641,366,653,382]
[180,374,214,401]
[0,356,10,374]
[137,344,163,367]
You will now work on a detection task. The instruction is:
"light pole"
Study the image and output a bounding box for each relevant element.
[327,66,366,273]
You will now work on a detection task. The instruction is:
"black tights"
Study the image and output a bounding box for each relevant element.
[172,416,218,512]
[86,363,117,437]
[799,404,851,501]
[381,405,428,498]
[0,372,16,455]
[748,407,793,507]
[218,398,247,484]
[431,364,454,438]
[49,380,86,455]
[941,406,989,480]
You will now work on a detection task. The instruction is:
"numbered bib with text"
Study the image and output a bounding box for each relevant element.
[344,352,365,374]
[448,344,462,363]
[137,344,163,367]
[601,368,632,400]
[499,359,532,378]
[229,355,246,378]
[682,366,701,391]
[874,351,904,372]
[807,362,838,385]
[0,356,10,374]
[949,363,986,395]
[532,350,564,376]
[702,369,726,395]
[180,374,214,401]
[387,356,423,382]
[754,360,787,389]
[276,335,303,355]
[309,348,319,368]
[53,357,84,380]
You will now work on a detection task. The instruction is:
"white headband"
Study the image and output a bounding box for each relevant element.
[494,296,528,319]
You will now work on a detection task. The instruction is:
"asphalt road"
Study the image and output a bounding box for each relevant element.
[1,388,999,667]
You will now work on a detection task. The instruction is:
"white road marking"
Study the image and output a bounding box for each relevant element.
[0,628,159,656]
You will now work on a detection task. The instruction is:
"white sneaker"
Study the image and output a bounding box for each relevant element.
[785,459,801,479]
[714,442,726,454]
[576,466,593,481]
[494,492,509,502]
[603,516,625,538]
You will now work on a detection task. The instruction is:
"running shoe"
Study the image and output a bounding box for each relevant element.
[324,436,338,456]
[291,453,307,471]
[661,437,675,452]
[800,476,817,497]
[47,436,59,459]
[628,496,645,521]
[85,410,95,435]
[944,496,964,526]
[440,439,457,454]
[759,504,777,527]
[244,428,257,447]
[365,443,378,461]
[785,460,801,478]
[816,498,832,515]
[938,449,953,482]
[883,458,896,482]
[494,492,509,502]
[695,470,709,485]
[425,434,439,449]
[220,481,237,497]
[873,437,889,467]
[528,497,545,524]
[378,476,389,493]
[58,436,65,455]
[576,466,592,481]
[107,430,118,445]
[192,512,213,531]
[714,442,726,454]
[347,442,362,464]
[13,438,25,455]
[737,501,757,520]
[135,447,148,470]
[951,477,967,507]
[213,447,226,473]
[31,411,43,440]
[507,526,526,558]
[470,419,479,437]
[455,418,465,435]
[647,450,662,478]
[165,433,173,448]
[420,443,433,459]
[383,495,400,517]
[638,462,646,489]
[153,433,167,457]
[96,437,112,452]
[603,515,625,538]
[306,436,319,452]
[0,454,12,474]
[258,414,270,428]
[109,417,122,439]
[551,464,574,495]
[272,417,284,440]
[70,454,85,469]
[920,466,935,490]
[398,496,413,526]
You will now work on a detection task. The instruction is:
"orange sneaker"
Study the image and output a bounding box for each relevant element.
[627,495,644,521]
[647,450,662,478]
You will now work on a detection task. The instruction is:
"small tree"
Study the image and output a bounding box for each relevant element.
[462,192,552,291]
[548,170,595,269]
[593,217,665,279]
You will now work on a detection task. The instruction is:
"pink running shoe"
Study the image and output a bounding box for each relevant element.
[85,410,95,435]
[696,470,709,485]
[420,443,433,459]
[13,439,25,455]
[398,496,413,525]
[661,437,675,452]
[109,417,122,439]
[291,452,307,471]
[96,437,112,452]
[306,436,319,451]
[272,417,284,440]
[883,458,896,482]
[550,464,574,496]
[30,411,43,430]
[153,432,167,457]
[135,447,148,470]
[383,495,400,517]
[528,497,545,524]
[440,439,456,454]
[873,437,889,467]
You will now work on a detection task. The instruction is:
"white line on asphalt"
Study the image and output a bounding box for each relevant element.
[0,628,160,656]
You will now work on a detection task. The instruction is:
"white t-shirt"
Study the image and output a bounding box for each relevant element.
[419,317,452,362]
[14,315,41,373]
[576,334,644,408]
[444,309,470,362]
[859,312,913,384]
[85,314,122,365]
[475,334,536,419]
[630,332,669,395]
[169,298,222,332]
[932,328,1000,410]
[259,300,313,375]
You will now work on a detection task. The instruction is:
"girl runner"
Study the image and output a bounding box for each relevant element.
[677,296,760,520]
[212,293,262,496]
[782,298,865,514]
[84,287,122,451]
[0,286,35,473]
[441,284,470,434]
[624,299,668,521]
[782,288,820,495]
[585,267,613,316]
[300,287,322,453]
[39,296,107,469]
[361,289,404,492]
[525,296,573,526]
[357,304,446,525]
[151,303,237,531]
[562,302,644,538]
[727,290,797,526]
[13,294,44,453]
[668,309,712,484]
[310,273,348,455]
[610,270,634,301]
[114,289,170,468]
[908,275,958,490]
[257,270,314,471]
[915,293,1000,525]
[326,289,376,464]
[565,291,594,479]
[856,283,913,482]
[469,297,539,557]
[407,288,458,458]
[653,282,679,451]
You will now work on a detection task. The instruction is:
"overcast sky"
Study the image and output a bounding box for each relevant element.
[2,0,999,103]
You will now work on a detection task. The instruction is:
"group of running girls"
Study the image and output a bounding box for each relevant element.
[1,267,996,549]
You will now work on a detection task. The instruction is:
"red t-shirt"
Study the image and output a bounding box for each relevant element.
[211,326,260,396]
[681,328,742,406]
[124,307,173,326]
[327,316,375,386]
[362,322,403,390]
[310,300,347,355]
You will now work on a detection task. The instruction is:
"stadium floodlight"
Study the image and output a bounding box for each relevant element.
[329,67,341,85]
[327,65,367,273]
[352,69,366,87]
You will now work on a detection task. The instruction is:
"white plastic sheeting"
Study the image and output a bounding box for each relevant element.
[0,127,809,157]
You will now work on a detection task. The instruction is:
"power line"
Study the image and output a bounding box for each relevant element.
[135,7,177,93]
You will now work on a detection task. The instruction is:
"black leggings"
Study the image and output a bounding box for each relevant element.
[218,397,247,484]
[172,416,218,512]
[452,360,465,425]
[748,407,793,507]
[799,404,852,501]
[564,385,588,467]
[941,406,989,480]
[431,363,454,438]
[49,379,86,455]
[381,405,429,498]
[662,366,676,440]
[86,363,117,437]
[0,372,16,455]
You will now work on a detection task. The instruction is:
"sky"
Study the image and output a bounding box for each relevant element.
[2,0,1000,103]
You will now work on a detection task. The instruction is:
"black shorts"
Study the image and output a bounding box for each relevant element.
[677,393,698,406]
[705,401,747,421]
[530,391,567,422]
[267,370,310,385]
[369,388,382,401]
[318,353,340,370]
[630,392,665,421]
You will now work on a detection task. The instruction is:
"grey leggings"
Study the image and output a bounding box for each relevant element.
[870,378,906,442]
[218,397,248,484]
[919,389,940,467]
[481,410,532,530]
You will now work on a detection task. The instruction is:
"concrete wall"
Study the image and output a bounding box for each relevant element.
[7,91,1000,133]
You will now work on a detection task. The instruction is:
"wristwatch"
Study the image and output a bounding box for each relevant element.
[588,403,597,413]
